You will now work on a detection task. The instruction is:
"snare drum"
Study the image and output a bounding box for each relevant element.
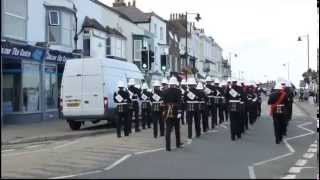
[187,101,198,112]
[116,103,128,113]
[214,97,222,105]
[152,102,162,112]
[229,100,240,112]
[142,101,150,110]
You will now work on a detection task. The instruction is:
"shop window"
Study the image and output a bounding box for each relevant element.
[45,65,58,110]
[3,0,27,40]
[3,61,22,113]
[22,63,40,112]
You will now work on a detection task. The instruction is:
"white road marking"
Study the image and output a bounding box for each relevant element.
[253,152,294,166]
[49,170,103,179]
[282,174,297,179]
[104,154,132,171]
[295,159,308,166]
[310,144,317,148]
[248,166,256,179]
[53,140,80,150]
[25,145,42,149]
[303,153,315,159]
[307,148,317,153]
[134,148,165,155]
[288,167,303,174]
[248,120,315,178]
[1,149,16,153]
[207,130,219,134]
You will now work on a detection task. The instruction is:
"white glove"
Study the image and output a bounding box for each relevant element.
[177,113,182,119]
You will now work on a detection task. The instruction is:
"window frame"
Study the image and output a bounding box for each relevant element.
[48,10,60,26]
[3,0,28,41]
[134,40,142,61]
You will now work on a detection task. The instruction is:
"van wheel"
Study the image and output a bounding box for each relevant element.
[68,120,82,131]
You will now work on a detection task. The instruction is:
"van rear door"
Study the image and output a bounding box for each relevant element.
[81,59,104,116]
[62,60,83,114]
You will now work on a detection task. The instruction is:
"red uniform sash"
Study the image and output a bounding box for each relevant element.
[270,90,286,116]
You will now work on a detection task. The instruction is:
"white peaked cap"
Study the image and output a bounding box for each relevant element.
[227,78,232,82]
[181,79,187,85]
[237,81,242,86]
[153,80,161,87]
[274,83,284,90]
[214,79,220,84]
[196,82,204,90]
[142,83,148,90]
[147,88,152,93]
[161,78,169,84]
[168,77,179,85]
[187,78,197,85]
[205,76,213,82]
[117,81,125,88]
[134,84,141,89]
[128,79,136,86]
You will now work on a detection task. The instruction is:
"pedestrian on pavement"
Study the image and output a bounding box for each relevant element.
[268,82,289,144]
[205,76,218,129]
[185,78,201,139]
[114,81,131,138]
[151,80,163,138]
[128,79,142,133]
[141,83,152,129]
[162,77,183,151]
[197,82,209,133]
[226,79,243,141]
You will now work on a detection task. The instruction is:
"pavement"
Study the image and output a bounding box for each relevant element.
[1,119,115,145]
[1,98,318,179]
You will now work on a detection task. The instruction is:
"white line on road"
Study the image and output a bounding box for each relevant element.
[307,148,317,153]
[49,170,103,179]
[282,174,297,179]
[53,140,81,150]
[104,154,132,171]
[295,159,308,166]
[289,167,303,174]
[134,148,165,155]
[310,144,317,148]
[248,120,315,179]
[303,153,315,159]
[248,166,256,179]
[1,149,16,153]
[25,145,42,149]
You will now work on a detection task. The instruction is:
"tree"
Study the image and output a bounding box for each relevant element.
[302,68,319,85]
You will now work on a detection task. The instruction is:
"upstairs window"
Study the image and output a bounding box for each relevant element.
[47,8,75,47]
[106,37,111,56]
[134,40,142,61]
[160,27,163,40]
[3,0,28,40]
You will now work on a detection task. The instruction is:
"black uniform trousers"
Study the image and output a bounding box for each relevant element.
[218,104,225,124]
[181,105,186,125]
[152,111,161,138]
[273,113,287,144]
[223,103,229,122]
[142,107,151,129]
[165,117,181,151]
[210,105,218,129]
[116,110,130,138]
[257,98,262,117]
[130,102,140,132]
[230,111,241,140]
[200,105,209,133]
[187,110,201,138]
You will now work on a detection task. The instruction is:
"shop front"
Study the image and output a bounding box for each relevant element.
[1,41,80,124]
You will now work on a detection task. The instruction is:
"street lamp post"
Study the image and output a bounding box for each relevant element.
[298,34,310,71]
[229,52,238,79]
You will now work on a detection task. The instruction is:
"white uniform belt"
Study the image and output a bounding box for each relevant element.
[116,103,128,105]
[229,100,241,103]
[187,101,200,103]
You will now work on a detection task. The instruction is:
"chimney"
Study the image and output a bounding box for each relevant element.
[113,0,126,7]
[132,0,136,7]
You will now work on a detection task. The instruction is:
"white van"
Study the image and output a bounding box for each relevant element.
[61,57,143,130]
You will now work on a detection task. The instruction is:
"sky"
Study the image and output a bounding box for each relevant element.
[102,0,319,86]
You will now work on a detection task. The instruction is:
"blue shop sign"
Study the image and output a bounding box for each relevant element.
[46,49,81,64]
[1,41,46,62]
